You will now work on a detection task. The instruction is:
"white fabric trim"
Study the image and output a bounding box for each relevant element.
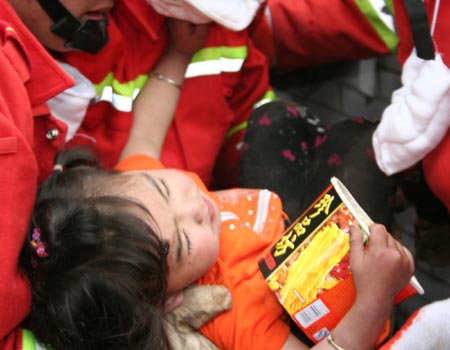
[147,0,264,31]
[385,297,450,350]
[185,57,245,78]
[221,211,239,222]
[95,86,140,112]
[47,62,96,141]
[254,97,274,109]
[430,0,440,35]
[36,341,48,350]
[373,51,450,175]
[186,0,264,31]
[366,0,396,32]
[147,0,211,25]
[253,189,271,234]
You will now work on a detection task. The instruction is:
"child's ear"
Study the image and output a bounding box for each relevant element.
[163,291,184,313]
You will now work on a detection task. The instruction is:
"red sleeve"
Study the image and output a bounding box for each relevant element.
[0,20,34,344]
[268,0,392,71]
[114,154,164,171]
[1,328,24,350]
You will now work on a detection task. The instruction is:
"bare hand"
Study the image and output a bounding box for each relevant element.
[349,224,414,314]
[167,19,208,57]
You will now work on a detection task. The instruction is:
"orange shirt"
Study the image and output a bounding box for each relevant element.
[116,154,291,350]
[197,188,290,350]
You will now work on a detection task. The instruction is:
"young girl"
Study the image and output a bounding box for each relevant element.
[21,18,413,350]
[21,140,414,350]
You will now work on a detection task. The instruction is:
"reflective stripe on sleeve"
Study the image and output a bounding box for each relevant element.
[22,329,48,350]
[93,46,249,111]
[186,46,247,77]
[94,73,146,112]
[354,0,399,53]
[253,89,277,109]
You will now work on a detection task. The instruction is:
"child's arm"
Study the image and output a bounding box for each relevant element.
[281,224,415,350]
[120,20,208,160]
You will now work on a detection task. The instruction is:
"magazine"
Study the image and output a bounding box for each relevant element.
[259,177,424,343]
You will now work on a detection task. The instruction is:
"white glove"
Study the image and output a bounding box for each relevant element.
[373,51,450,175]
[381,297,450,350]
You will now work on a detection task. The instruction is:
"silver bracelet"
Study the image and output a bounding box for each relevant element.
[150,71,182,90]
[327,334,346,350]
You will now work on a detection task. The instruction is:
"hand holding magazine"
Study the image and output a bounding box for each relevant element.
[259,177,424,344]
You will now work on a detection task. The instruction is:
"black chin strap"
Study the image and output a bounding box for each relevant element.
[404,0,435,60]
[37,0,73,22]
[37,0,109,54]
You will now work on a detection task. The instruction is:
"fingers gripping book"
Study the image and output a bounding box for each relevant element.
[259,177,424,344]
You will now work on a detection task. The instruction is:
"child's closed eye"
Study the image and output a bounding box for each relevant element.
[182,229,192,255]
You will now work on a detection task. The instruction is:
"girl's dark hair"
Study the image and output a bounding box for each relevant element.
[21,148,171,350]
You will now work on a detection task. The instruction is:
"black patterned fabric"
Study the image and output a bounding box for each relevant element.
[239,101,396,227]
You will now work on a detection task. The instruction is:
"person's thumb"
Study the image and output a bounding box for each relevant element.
[349,225,364,268]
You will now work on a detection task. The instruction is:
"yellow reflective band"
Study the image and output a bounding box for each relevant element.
[93,73,148,112]
[92,46,249,111]
[191,46,248,62]
[22,329,37,350]
[354,0,399,53]
[94,72,148,97]
[226,121,248,139]
[254,90,277,109]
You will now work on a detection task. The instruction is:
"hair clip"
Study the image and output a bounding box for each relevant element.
[31,227,49,258]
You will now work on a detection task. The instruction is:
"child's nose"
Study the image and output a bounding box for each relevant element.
[193,204,205,224]
[178,184,206,224]
[183,198,205,224]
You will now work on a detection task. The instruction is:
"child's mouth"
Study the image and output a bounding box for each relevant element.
[85,11,108,21]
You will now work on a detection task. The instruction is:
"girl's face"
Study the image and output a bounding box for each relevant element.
[119,169,221,293]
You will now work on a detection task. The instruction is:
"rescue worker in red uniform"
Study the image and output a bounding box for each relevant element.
[42,0,274,189]
[0,0,91,347]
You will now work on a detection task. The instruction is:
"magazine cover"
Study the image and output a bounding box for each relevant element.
[259,177,424,343]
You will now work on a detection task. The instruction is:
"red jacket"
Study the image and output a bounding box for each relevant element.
[260,0,397,71]
[0,1,74,348]
[46,0,273,188]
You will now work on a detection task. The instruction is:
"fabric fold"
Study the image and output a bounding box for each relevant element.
[46,62,96,142]
[373,51,450,175]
